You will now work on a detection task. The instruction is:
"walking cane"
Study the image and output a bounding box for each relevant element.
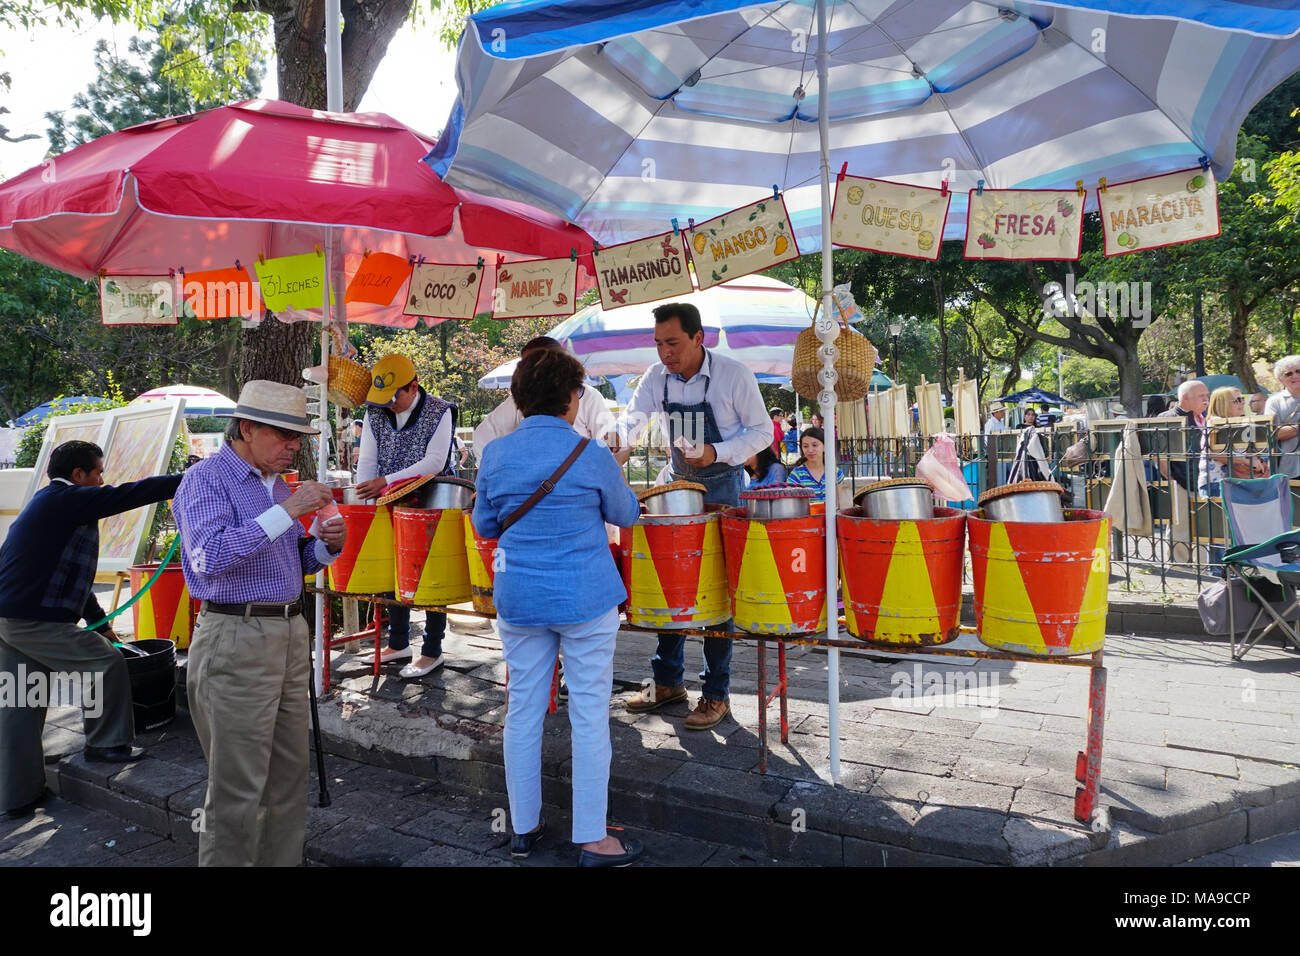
[307,642,331,808]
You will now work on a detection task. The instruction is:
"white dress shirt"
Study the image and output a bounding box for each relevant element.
[474,384,614,454]
[619,349,771,467]
[355,395,454,485]
[984,416,1008,435]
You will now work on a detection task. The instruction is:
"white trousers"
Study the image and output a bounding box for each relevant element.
[498,605,619,844]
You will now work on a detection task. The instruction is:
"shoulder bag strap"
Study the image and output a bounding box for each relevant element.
[500,437,591,533]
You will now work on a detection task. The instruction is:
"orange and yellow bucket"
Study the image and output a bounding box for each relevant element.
[621,513,728,629]
[393,507,470,606]
[328,503,394,594]
[720,509,826,634]
[128,563,193,649]
[969,508,1110,657]
[464,514,498,615]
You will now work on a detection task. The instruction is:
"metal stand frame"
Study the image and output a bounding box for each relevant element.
[1226,564,1300,660]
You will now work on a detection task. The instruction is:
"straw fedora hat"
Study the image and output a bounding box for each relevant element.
[989,402,1007,413]
[222,380,320,435]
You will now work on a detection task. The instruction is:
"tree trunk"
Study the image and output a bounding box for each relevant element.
[240,313,319,475]
[1117,344,1144,417]
[1227,296,1258,392]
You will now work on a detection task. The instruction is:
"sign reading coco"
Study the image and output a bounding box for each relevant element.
[964,189,1086,260]
[1098,168,1220,256]
[686,196,800,290]
[594,231,693,310]
[405,262,484,320]
[831,175,950,261]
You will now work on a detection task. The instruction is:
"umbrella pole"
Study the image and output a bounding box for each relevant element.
[314,229,333,700]
[815,0,841,786]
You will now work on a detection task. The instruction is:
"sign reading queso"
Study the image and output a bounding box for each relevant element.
[832,176,949,261]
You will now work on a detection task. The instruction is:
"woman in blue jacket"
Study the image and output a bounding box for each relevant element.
[472,348,643,867]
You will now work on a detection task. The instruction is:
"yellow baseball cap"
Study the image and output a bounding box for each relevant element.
[366,354,417,405]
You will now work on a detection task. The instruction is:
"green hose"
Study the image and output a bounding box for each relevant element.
[84,534,182,633]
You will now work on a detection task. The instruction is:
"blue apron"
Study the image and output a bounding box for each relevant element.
[662,353,744,508]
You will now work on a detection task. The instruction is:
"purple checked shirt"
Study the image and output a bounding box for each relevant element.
[174,444,335,603]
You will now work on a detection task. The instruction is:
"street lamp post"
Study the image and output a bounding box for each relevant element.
[889,318,903,381]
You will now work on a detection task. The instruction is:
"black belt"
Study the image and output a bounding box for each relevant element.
[201,599,304,619]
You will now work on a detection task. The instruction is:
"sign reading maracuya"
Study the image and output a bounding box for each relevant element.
[254,252,334,313]
[831,176,949,261]
[99,275,177,326]
[594,232,693,309]
[964,189,1085,260]
[1099,168,1220,256]
[492,256,577,319]
[405,263,484,320]
[687,196,799,290]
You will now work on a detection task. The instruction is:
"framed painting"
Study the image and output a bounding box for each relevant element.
[96,400,185,573]
[24,410,113,504]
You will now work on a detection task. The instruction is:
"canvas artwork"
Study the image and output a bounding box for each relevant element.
[25,410,112,502]
[96,401,184,572]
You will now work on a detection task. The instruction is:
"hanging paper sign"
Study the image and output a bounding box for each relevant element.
[963,189,1085,260]
[181,266,262,319]
[593,232,693,309]
[254,252,334,313]
[344,252,411,306]
[1099,168,1220,256]
[831,176,949,261]
[687,196,799,290]
[492,256,577,319]
[405,263,484,320]
[99,275,177,326]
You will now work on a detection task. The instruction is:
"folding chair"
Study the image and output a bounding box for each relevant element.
[1220,475,1300,660]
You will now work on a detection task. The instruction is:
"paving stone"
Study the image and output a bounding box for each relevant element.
[106,759,207,809]
[1086,813,1249,866]
[910,806,1012,864]
[55,773,169,835]
[660,762,793,817]
[872,768,1014,814]
[403,843,501,867]
[307,819,435,866]
[1246,795,1300,843]
[842,835,991,867]
[1105,740,1239,777]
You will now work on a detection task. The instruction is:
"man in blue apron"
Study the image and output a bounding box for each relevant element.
[356,354,457,679]
[613,303,771,730]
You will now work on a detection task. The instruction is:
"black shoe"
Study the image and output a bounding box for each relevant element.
[3,787,51,821]
[510,820,545,859]
[84,745,146,764]
[578,838,644,868]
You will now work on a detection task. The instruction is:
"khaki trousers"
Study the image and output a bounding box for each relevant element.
[0,617,135,812]
[187,609,309,867]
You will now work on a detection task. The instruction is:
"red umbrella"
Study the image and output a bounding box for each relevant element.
[0,98,595,325]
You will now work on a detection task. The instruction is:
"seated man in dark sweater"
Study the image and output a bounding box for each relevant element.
[0,440,181,819]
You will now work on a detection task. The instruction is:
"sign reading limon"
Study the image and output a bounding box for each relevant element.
[405,263,484,320]
[1099,168,1219,256]
[493,256,577,319]
[686,196,799,290]
[594,231,693,309]
[254,252,334,313]
[831,176,949,261]
[99,275,177,326]
[964,189,1085,260]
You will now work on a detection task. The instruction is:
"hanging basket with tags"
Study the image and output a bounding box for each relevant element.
[791,302,876,403]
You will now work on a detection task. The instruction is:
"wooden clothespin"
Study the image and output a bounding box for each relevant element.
[1098,177,1108,193]
[476,256,485,269]
[1075,180,1085,197]
[257,252,266,265]
[1198,155,1210,170]
[235,260,244,272]
[976,179,984,196]
[837,162,848,183]
[671,218,680,235]
[496,253,506,267]
[570,248,577,262]
[772,184,780,200]
[940,180,948,197]
[314,244,322,257]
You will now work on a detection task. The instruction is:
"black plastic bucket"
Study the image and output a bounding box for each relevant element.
[119,638,177,730]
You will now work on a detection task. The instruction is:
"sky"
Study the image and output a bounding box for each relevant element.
[0,15,460,179]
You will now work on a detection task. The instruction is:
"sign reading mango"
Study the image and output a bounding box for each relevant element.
[594,231,693,309]
[964,189,1085,260]
[405,262,484,320]
[1099,168,1219,256]
[832,176,949,261]
[686,196,799,290]
[492,256,577,319]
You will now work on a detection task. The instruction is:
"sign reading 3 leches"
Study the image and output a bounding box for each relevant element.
[254,252,334,312]
[832,176,949,261]
[964,189,1086,260]
[593,232,693,309]
[1098,168,1220,256]
[686,196,799,290]
[492,256,577,319]
[405,263,485,320]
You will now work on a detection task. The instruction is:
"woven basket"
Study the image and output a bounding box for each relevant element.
[791,309,877,403]
[328,355,371,409]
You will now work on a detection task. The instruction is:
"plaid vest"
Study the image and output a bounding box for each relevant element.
[368,389,457,477]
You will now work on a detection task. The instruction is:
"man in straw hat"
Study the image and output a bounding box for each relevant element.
[983,402,1007,434]
[173,380,346,866]
[355,354,458,679]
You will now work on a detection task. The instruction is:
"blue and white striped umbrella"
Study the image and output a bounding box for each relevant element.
[426,0,1300,248]
[540,273,820,376]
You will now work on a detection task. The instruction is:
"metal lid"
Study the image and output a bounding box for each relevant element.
[852,477,930,507]
[977,480,1066,507]
[638,480,706,502]
[740,484,817,502]
[376,473,436,506]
